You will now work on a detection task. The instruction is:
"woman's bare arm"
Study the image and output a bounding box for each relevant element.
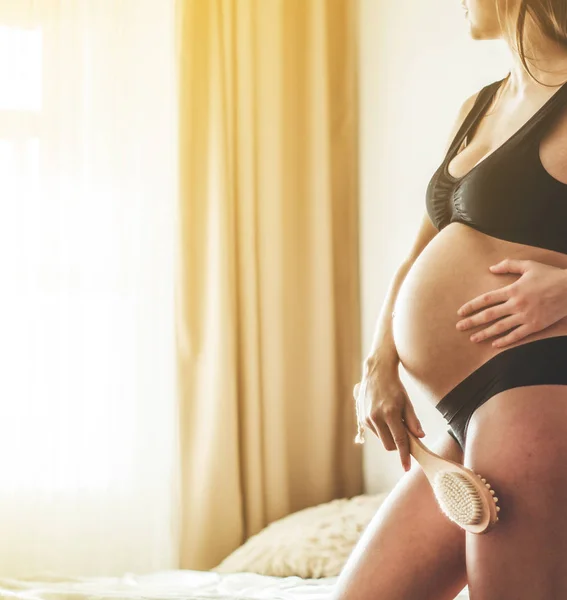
[364,90,481,372]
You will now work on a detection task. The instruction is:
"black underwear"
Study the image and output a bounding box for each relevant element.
[435,335,567,451]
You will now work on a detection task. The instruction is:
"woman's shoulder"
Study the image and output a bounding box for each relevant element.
[457,77,506,119]
[443,87,485,154]
[444,78,506,152]
[455,90,481,125]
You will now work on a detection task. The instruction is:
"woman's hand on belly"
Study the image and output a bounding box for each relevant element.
[354,359,426,472]
[455,258,567,348]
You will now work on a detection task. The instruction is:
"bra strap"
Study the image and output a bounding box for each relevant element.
[523,78,567,143]
[444,78,506,160]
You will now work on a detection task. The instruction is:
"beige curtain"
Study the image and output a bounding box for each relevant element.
[176,0,363,570]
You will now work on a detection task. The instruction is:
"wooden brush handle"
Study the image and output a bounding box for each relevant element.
[406,430,443,472]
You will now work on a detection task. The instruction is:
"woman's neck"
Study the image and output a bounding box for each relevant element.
[502,18,567,91]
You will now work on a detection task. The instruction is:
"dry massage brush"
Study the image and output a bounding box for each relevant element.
[354,380,501,534]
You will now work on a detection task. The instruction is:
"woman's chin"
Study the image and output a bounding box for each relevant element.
[469,28,485,40]
[467,20,500,40]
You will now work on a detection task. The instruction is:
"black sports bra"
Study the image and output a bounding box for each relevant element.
[426,75,567,255]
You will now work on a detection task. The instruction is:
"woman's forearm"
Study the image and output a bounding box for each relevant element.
[365,259,414,370]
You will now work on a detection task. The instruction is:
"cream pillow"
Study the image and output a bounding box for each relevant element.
[212,492,390,579]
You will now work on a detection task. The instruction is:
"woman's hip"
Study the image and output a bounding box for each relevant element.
[433,334,567,451]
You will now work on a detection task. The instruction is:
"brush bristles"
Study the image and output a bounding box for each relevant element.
[433,471,484,526]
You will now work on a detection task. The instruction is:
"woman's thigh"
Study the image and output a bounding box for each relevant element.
[464,384,567,600]
[332,430,468,600]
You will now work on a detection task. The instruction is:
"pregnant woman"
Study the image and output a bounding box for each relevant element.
[333,2,567,599]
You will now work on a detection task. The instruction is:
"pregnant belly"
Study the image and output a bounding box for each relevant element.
[392,223,567,403]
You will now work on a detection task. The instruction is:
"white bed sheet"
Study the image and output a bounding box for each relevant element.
[0,570,471,600]
[0,570,336,600]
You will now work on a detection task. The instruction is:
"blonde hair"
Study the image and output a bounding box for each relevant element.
[499,0,567,85]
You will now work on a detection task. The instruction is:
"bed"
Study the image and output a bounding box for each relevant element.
[0,570,338,600]
[0,570,470,599]
[0,492,470,599]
